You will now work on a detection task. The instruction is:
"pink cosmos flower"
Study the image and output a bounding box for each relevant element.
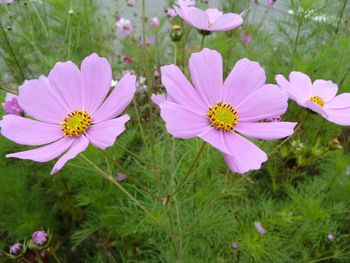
[242,32,252,45]
[166,8,177,17]
[116,18,133,36]
[174,0,243,32]
[149,16,160,28]
[159,48,296,173]
[151,93,166,106]
[0,0,14,4]
[2,93,24,116]
[0,53,136,175]
[175,0,196,6]
[276,72,350,126]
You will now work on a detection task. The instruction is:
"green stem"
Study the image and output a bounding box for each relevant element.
[51,249,62,263]
[170,141,207,196]
[80,154,175,239]
[141,0,146,47]
[200,34,206,50]
[0,85,18,95]
[293,22,302,54]
[174,42,178,65]
[335,0,349,34]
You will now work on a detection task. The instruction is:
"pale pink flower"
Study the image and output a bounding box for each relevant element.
[327,233,334,241]
[9,243,21,255]
[175,0,196,6]
[2,93,24,116]
[116,18,133,36]
[151,93,166,106]
[116,173,127,182]
[242,32,252,45]
[255,222,266,235]
[267,0,276,5]
[276,72,350,126]
[149,16,160,28]
[0,53,136,175]
[166,8,177,17]
[140,37,155,46]
[32,230,48,245]
[159,49,296,173]
[174,0,243,32]
[0,0,14,4]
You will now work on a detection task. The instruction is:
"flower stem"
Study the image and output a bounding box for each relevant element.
[170,141,207,196]
[0,85,18,95]
[200,34,206,50]
[51,248,62,263]
[141,0,146,47]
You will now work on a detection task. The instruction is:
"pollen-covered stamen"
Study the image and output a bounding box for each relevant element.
[310,96,325,107]
[61,110,92,137]
[208,101,239,131]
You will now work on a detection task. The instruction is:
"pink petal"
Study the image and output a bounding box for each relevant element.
[151,93,167,106]
[51,136,89,175]
[205,8,223,23]
[223,133,267,174]
[85,115,130,150]
[160,101,209,139]
[326,108,350,126]
[210,13,243,31]
[7,137,73,162]
[236,122,297,140]
[198,127,231,155]
[81,53,112,114]
[173,5,192,25]
[92,74,136,123]
[18,79,67,124]
[189,48,223,105]
[48,61,82,111]
[222,58,266,106]
[325,93,350,109]
[312,80,338,102]
[304,100,329,118]
[161,64,207,111]
[187,7,209,30]
[0,115,63,146]
[237,84,289,122]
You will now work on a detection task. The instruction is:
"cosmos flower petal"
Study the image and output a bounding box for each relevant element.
[85,115,130,150]
[325,108,350,126]
[48,61,82,111]
[223,58,266,106]
[238,84,288,122]
[7,137,74,162]
[160,101,209,139]
[81,53,112,114]
[236,121,297,140]
[18,79,67,124]
[174,5,191,24]
[205,8,223,22]
[325,93,350,109]
[223,132,267,174]
[198,127,231,155]
[187,8,209,30]
[0,115,63,146]
[151,93,167,106]
[161,64,207,110]
[210,13,243,31]
[93,74,136,123]
[189,48,223,105]
[51,136,89,175]
[312,80,338,102]
[304,100,329,118]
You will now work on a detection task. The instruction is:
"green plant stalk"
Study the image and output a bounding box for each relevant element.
[335,0,349,34]
[141,0,146,48]
[132,100,148,147]
[292,21,302,54]
[30,0,49,37]
[200,34,206,50]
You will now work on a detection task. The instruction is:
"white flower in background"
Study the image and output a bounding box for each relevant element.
[137,76,147,93]
[116,18,133,36]
[111,79,118,87]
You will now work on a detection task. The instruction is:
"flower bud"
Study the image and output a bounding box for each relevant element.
[170,24,183,42]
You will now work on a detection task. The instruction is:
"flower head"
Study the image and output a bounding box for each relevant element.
[116,18,133,36]
[255,222,266,235]
[32,230,48,245]
[276,72,350,126]
[116,173,127,182]
[2,93,24,116]
[242,32,252,45]
[9,243,21,255]
[149,16,160,28]
[327,233,334,241]
[123,56,132,64]
[0,53,136,175]
[174,0,243,32]
[231,242,238,250]
[166,8,177,17]
[267,0,277,5]
[159,48,296,173]
[0,0,14,4]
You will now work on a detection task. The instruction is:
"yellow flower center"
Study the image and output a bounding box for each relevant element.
[310,96,325,107]
[61,110,92,137]
[208,101,239,131]
[171,24,181,31]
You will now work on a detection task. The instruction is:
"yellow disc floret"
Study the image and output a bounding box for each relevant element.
[61,110,92,137]
[208,101,239,131]
[310,96,325,107]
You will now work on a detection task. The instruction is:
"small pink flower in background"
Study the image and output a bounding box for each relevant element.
[159,48,296,173]
[9,243,21,255]
[231,242,238,250]
[255,222,266,235]
[2,93,24,116]
[242,32,252,45]
[116,18,133,36]
[32,230,48,245]
[276,72,350,126]
[0,0,14,4]
[140,37,155,46]
[0,53,136,175]
[174,0,243,32]
[267,0,276,5]
[151,93,166,106]
[327,233,334,241]
[123,56,132,64]
[116,173,127,182]
[166,8,177,17]
[154,69,160,77]
[175,0,196,6]
[127,0,135,6]
[149,16,160,28]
